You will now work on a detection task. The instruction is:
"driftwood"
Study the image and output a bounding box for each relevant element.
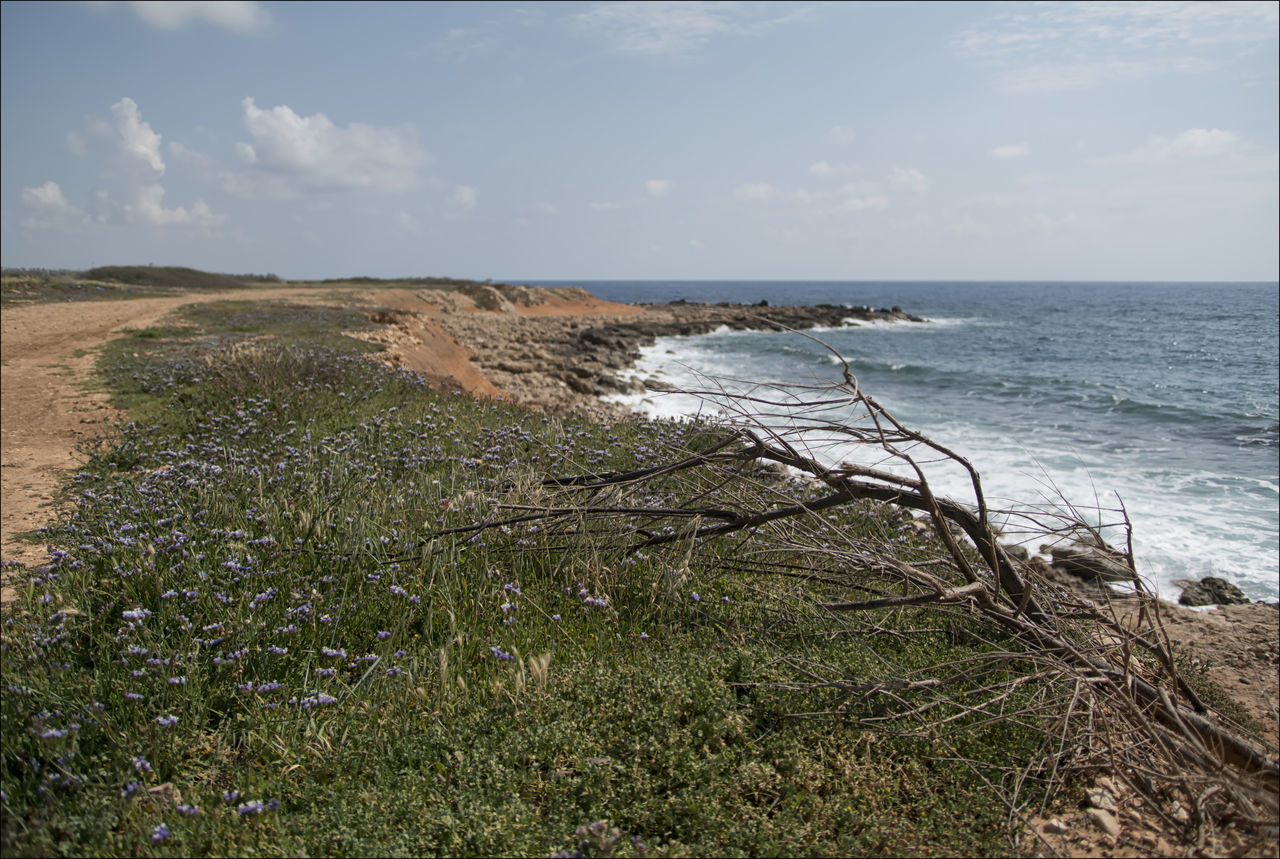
[415,339,1278,853]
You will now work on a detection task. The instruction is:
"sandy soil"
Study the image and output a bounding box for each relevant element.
[2,287,1275,856]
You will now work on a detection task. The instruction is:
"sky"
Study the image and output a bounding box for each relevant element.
[1,0,1277,281]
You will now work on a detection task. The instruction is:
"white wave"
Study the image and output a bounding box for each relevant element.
[601,325,1279,604]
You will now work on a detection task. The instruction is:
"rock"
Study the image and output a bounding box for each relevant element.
[1086,807,1120,838]
[1044,540,1133,582]
[1086,787,1117,813]
[145,782,183,808]
[1002,543,1030,562]
[1177,576,1249,606]
[1042,818,1070,835]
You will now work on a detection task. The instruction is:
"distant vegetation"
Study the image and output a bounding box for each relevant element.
[81,266,254,291]
[311,275,508,288]
[0,265,520,307]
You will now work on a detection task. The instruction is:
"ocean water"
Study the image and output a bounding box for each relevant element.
[528,281,1280,603]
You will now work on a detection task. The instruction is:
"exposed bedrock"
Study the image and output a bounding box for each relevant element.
[433,301,924,415]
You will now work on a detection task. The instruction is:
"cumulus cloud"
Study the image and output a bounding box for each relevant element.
[126,183,224,226]
[20,180,82,229]
[235,97,429,193]
[646,179,673,197]
[49,97,225,230]
[116,1,270,34]
[22,180,75,213]
[735,182,774,201]
[109,97,166,174]
[890,167,928,193]
[990,143,1030,160]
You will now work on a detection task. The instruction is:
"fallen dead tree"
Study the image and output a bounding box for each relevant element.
[416,342,1278,854]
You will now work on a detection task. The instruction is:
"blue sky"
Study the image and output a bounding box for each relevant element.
[2,1,1277,281]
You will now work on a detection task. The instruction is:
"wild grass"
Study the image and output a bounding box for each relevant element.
[0,299,1154,856]
[0,267,251,307]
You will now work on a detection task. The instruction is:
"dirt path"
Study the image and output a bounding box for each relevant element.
[1,288,372,596]
[0,286,636,597]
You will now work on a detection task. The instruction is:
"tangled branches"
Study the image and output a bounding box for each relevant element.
[421,346,1278,853]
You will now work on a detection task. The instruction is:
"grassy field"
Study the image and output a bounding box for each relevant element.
[0,297,1102,856]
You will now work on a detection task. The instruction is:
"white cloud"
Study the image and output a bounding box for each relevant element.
[1000,60,1152,94]
[809,161,832,175]
[450,185,479,209]
[1162,128,1238,158]
[825,125,858,145]
[20,180,82,229]
[535,202,557,215]
[954,2,1279,94]
[236,97,429,193]
[646,178,673,197]
[890,167,928,193]
[1099,127,1240,164]
[573,1,813,56]
[126,183,224,226]
[735,182,774,201]
[22,180,75,213]
[589,201,619,212]
[990,143,1030,160]
[121,1,270,34]
[110,97,165,174]
[47,98,226,230]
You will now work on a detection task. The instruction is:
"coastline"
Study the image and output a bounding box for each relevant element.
[361,282,922,416]
[2,278,1275,856]
[361,282,1278,750]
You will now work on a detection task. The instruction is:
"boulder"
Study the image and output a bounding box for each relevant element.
[1177,576,1249,607]
[1043,540,1133,583]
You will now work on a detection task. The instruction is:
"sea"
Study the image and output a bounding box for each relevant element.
[527,281,1279,604]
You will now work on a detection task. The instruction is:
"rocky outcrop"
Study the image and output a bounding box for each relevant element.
[431,300,924,415]
[1178,576,1250,606]
[1042,539,1135,583]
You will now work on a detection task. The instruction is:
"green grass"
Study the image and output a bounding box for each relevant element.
[2,299,1060,857]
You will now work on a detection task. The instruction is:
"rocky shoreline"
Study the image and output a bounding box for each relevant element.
[428,294,922,415]
[363,283,1276,761]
